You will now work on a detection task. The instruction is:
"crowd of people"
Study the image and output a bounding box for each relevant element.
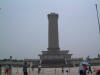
[22,62,70,75]
[79,64,92,75]
[0,62,99,75]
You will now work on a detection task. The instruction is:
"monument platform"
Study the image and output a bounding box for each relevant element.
[39,50,72,67]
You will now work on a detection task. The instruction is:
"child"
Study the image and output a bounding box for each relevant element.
[64,70,68,75]
[5,64,9,75]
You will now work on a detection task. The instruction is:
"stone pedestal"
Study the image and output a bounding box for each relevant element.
[40,50,71,66]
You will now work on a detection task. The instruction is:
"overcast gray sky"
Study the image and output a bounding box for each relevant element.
[0,0,100,59]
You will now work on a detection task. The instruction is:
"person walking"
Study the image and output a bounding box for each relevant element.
[88,66,92,74]
[23,62,28,75]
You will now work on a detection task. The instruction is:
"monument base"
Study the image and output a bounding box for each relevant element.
[39,50,72,67]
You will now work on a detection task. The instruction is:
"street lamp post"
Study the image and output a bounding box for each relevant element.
[95,4,100,33]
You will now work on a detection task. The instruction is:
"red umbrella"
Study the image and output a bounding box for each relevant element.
[94,68,100,72]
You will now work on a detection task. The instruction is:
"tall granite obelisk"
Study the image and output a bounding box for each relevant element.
[48,13,60,51]
[39,13,72,66]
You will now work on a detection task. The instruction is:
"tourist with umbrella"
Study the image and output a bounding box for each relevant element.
[80,62,89,75]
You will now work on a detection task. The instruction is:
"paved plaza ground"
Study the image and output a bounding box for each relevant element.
[1,66,99,75]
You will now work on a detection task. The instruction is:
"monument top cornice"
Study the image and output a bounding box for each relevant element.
[48,12,58,17]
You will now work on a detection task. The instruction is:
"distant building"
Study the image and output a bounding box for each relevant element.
[70,58,83,67]
[24,59,40,67]
[86,54,100,66]
[0,59,24,67]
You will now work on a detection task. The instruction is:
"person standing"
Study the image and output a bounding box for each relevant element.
[83,65,87,75]
[64,70,68,75]
[61,66,64,73]
[79,64,84,75]
[0,64,2,75]
[31,65,34,71]
[38,64,41,74]
[23,62,28,75]
[5,64,9,75]
[8,64,12,75]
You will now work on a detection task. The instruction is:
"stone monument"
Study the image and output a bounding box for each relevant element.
[39,13,72,67]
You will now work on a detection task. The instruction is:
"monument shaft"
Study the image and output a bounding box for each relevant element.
[48,13,59,51]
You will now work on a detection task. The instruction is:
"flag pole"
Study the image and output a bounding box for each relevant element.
[95,4,100,33]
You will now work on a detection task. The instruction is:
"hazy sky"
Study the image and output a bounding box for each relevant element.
[0,0,100,59]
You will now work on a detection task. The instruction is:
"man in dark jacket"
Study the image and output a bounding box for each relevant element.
[23,62,28,75]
